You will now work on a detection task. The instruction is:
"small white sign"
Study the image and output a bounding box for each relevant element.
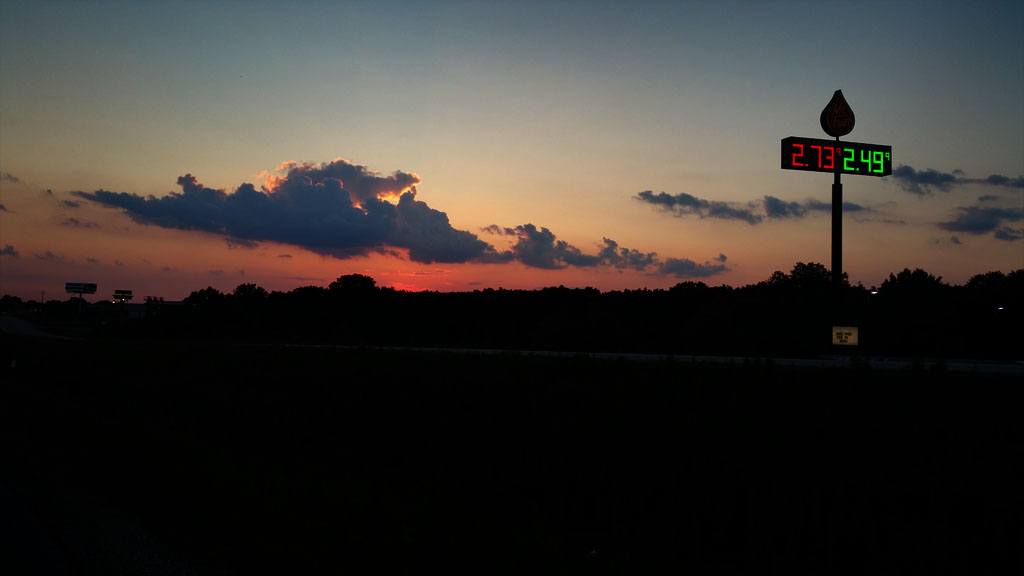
[832,326,859,346]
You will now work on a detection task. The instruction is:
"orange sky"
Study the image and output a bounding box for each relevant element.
[1,2,1021,302]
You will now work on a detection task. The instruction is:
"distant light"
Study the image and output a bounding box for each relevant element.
[871,291,878,295]
[997,306,1004,310]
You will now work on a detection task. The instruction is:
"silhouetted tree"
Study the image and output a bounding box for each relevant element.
[878,268,949,297]
[184,286,225,307]
[329,274,377,295]
[233,283,269,301]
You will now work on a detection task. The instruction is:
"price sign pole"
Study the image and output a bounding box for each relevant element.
[780,90,892,346]
[821,91,853,294]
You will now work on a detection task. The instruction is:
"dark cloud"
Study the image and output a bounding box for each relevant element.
[63,200,81,208]
[481,224,516,236]
[34,250,64,261]
[269,158,421,206]
[636,190,762,225]
[658,256,729,278]
[74,160,496,265]
[806,198,868,213]
[762,196,869,219]
[1,172,20,184]
[892,165,1024,195]
[641,191,870,224]
[937,206,1023,241]
[982,174,1024,187]
[277,254,293,259]
[0,244,18,258]
[0,204,7,212]
[69,156,725,277]
[597,238,658,271]
[500,224,660,271]
[763,196,806,219]
[993,228,1023,242]
[61,217,99,228]
[391,192,499,264]
[225,237,259,250]
[87,257,100,264]
[505,224,585,269]
[891,165,958,195]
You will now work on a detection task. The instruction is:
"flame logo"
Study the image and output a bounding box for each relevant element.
[820,90,855,138]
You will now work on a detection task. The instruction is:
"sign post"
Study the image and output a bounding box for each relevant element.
[780,90,892,346]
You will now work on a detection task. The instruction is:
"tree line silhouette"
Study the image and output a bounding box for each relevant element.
[2,262,1021,358]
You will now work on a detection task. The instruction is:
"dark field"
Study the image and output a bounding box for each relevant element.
[2,337,1022,574]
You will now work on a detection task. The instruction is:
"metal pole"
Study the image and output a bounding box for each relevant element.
[832,137,842,294]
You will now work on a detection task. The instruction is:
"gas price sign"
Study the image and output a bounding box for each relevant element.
[781,136,891,177]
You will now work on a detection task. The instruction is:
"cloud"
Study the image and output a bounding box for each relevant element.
[639,191,872,224]
[636,190,762,224]
[892,165,1024,195]
[596,238,659,271]
[70,156,727,278]
[34,250,64,262]
[763,196,806,219]
[1,172,20,184]
[63,200,81,208]
[265,158,421,206]
[0,244,18,258]
[61,217,99,228]
[225,237,259,249]
[74,159,497,265]
[658,255,729,278]
[277,254,293,259]
[768,196,868,218]
[504,224,588,269]
[937,206,1023,241]
[498,224,659,271]
[0,204,7,212]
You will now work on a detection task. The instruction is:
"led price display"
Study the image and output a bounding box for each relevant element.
[781,136,891,177]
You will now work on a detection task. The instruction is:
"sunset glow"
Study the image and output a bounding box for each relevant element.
[1,1,1021,302]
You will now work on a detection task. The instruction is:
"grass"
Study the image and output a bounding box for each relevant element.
[2,337,1021,574]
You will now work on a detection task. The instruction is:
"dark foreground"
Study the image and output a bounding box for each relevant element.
[2,337,1021,574]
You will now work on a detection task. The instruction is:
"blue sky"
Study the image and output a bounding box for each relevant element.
[1,0,1021,300]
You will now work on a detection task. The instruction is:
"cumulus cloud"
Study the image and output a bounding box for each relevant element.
[636,190,762,224]
[502,224,594,269]
[264,158,420,206]
[938,206,1024,241]
[492,224,660,271]
[892,165,1024,195]
[596,237,659,270]
[659,254,729,278]
[70,156,729,278]
[74,158,496,265]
